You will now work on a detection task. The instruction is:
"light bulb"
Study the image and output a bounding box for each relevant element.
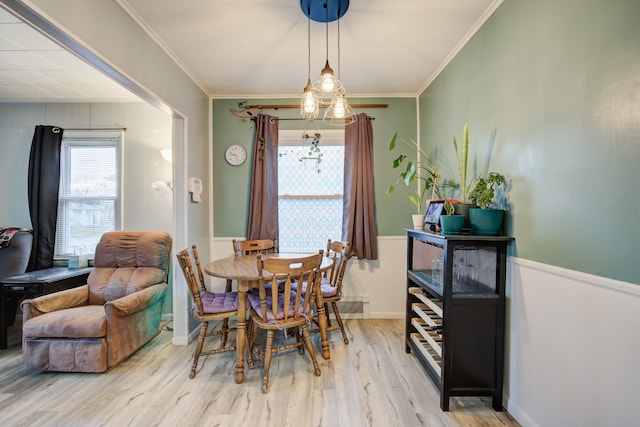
[303,90,316,113]
[300,79,319,119]
[321,72,335,92]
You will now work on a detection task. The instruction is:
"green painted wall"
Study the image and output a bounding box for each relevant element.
[419,0,640,284]
[212,97,417,237]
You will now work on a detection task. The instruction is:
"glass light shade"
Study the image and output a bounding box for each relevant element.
[300,79,319,119]
[323,94,356,126]
[313,60,344,103]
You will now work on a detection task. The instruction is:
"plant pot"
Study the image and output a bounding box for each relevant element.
[411,214,424,230]
[440,215,465,235]
[469,208,505,236]
[453,202,472,229]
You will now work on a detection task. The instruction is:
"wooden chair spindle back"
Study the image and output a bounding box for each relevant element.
[233,238,278,256]
[176,249,205,315]
[257,252,322,323]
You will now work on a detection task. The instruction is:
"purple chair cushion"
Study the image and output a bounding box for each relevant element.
[247,291,310,322]
[196,291,238,315]
[295,277,337,298]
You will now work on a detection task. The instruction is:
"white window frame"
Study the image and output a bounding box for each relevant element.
[55,130,123,258]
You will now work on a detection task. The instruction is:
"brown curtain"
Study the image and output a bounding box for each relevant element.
[342,113,378,260]
[247,114,279,240]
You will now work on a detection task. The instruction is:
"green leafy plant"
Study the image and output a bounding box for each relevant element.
[278,132,323,173]
[304,132,322,173]
[469,172,505,209]
[444,199,456,215]
[387,132,442,214]
[453,123,472,203]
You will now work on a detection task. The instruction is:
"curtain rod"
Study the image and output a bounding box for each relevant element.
[264,117,374,122]
[239,103,387,109]
[63,127,127,132]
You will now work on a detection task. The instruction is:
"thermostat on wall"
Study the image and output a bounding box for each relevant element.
[188,177,202,203]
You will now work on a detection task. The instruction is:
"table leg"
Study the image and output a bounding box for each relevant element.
[234,282,248,383]
[314,284,331,360]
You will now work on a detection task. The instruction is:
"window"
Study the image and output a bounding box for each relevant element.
[278,129,344,252]
[55,131,122,257]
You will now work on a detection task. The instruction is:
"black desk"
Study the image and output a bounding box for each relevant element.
[0,266,92,349]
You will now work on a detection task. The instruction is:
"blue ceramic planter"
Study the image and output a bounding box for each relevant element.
[469,208,504,235]
[440,215,465,235]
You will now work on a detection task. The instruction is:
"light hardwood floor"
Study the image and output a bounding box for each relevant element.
[0,319,519,427]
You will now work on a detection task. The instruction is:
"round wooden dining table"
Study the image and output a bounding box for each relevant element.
[204,253,334,384]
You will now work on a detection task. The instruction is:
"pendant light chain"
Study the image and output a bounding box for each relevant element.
[308,16,312,80]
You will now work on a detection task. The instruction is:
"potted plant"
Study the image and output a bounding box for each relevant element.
[468,172,506,235]
[452,123,473,226]
[439,199,465,235]
[387,132,442,230]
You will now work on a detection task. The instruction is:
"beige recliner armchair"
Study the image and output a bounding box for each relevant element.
[21,231,172,372]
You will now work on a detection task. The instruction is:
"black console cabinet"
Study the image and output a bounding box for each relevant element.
[404,229,513,411]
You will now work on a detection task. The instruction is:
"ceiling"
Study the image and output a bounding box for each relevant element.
[0,6,139,102]
[0,0,501,102]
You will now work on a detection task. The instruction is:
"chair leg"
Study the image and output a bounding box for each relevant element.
[331,302,349,345]
[249,319,258,358]
[246,317,256,369]
[293,327,304,354]
[190,321,209,379]
[301,324,321,377]
[221,279,234,347]
[324,303,332,328]
[262,330,275,393]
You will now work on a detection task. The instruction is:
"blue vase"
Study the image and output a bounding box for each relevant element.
[469,208,505,236]
[440,215,465,235]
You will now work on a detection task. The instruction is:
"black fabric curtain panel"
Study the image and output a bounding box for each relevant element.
[28,125,63,271]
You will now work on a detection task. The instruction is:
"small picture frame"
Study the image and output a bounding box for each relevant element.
[424,199,445,228]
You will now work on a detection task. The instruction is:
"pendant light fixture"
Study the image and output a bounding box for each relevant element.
[300,13,319,119]
[300,0,355,123]
[323,14,356,125]
[311,1,344,104]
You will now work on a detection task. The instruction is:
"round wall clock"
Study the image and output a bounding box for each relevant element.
[224,144,247,166]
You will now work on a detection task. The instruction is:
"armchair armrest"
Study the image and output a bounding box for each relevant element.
[21,285,90,321]
[105,283,168,317]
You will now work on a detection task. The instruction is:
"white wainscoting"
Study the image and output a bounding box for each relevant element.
[505,257,640,427]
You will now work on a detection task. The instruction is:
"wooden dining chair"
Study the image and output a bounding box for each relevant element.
[311,239,352,345]
[177,246,251,379]
[232,238,278,256]
[248,252,323,393]
[224,238,280,330]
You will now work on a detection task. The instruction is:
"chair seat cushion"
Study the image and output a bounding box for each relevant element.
[247,291,309,322]
[196,291,238,315]
[248,279,286,296]
[23,305,106,339]
[295,277,338,298]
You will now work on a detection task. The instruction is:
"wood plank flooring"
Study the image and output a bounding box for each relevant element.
[0,319,519,427]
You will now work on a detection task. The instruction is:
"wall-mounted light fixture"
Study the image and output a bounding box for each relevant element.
[160,148,172,164]
[151,148,173,194]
